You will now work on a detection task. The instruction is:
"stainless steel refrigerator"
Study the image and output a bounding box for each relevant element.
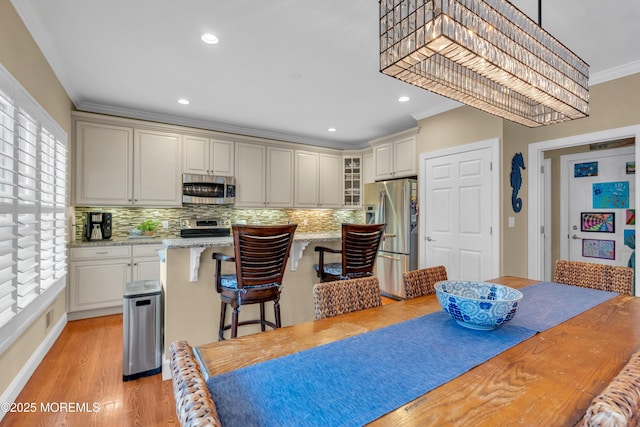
[364,178,418,299]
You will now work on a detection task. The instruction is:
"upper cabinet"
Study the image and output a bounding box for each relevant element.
[235,142,295,208]
[183,136,234,177]
[133,129,182,206]
[362,152,374,185]
[371,128,419,181]
[74,114,182,207]
[294,150,341,208]
[74,121,133,206]
[342,155,362,208]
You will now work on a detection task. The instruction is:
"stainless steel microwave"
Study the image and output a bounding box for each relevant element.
[182,174,236,205]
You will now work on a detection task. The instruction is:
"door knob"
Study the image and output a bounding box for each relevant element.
[426,236,435,242]
[572,235,580,240]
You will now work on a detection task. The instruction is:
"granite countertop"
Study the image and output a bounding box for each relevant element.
[162,231,342,249]
[68,236,170,248]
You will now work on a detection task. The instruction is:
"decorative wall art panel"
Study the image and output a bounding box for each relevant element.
[582,239,615,260]
[574,162,598,178]
[626,161,635,174]
[626,209,636,225]
[580,212,615,233]
[624,229,635,242]
[592,181,630,208]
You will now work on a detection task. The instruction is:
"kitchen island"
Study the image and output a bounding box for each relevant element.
[160,232,341,379]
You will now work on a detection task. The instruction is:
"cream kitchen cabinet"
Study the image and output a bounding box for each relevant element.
[294,150,341,208]
[370,128,419,181]
[363,152,375,184]
[183,136,234,177]
[266,146,294,208]
[342,155,362,208]
[373,136,416,180]
[68,244,163,319]
[235,143,294,208]
[134,129,182,206]
[74,121,133,206]
[74,119,182,207]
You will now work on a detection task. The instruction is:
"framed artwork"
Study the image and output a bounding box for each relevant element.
[626,209,636,225]
[626,161,635,174]
[592,181,629,208]
[574,161,598,177]
[580,212,615,232]
[582,239,615,260]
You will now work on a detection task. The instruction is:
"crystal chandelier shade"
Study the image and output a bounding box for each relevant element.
[380,0,590,127]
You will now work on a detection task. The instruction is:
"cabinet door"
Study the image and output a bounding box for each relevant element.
[363,152,375,184]
[374,142,394,180]
[319,153,342,208]
[294,151,319,207]
[266,147,294,208]
[132,257,161,281]
[69,259,131,312]
[75,121,133,205]
[212,139,234,177]
[183,135,210,175]
[394,137,417,177]
[235,143,266,207]
[343,155,362,208]
[134,129,182,206]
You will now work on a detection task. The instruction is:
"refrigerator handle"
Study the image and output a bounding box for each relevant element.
[378,188,385,224]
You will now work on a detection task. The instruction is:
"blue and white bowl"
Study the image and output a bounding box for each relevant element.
[434,280,523,330]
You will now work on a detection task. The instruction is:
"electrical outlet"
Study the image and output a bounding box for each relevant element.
[303,219,308,226]
[162,220,169,229]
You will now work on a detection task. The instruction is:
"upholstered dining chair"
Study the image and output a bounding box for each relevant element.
[402,265,448,299]
[314,223,386,282]
[553,260,634,295]
[212,224,297,340]
[312,276,383,320]
[579,348,640,426]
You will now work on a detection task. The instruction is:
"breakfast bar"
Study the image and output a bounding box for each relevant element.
[160,231,342,376]
[190,276,640,425]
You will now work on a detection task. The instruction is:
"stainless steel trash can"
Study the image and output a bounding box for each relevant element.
[123,280,162,381]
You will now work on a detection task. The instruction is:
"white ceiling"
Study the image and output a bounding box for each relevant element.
[12,0,640,150]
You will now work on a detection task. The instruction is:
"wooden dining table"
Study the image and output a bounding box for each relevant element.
[194,276,640,426]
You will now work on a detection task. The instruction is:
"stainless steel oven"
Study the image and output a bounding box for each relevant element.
[182,174,235,205]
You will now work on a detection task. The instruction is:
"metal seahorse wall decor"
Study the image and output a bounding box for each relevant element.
[510,152,526,212]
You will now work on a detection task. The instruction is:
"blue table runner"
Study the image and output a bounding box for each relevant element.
[206,282,619,427]
[508,281,618,332]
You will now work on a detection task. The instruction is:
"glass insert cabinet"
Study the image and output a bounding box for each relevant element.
[343,156,362,208]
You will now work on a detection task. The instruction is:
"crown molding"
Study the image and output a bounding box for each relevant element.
[589,59,640,86]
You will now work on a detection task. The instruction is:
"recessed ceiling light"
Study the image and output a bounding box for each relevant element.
[178,99,190,105]
[201,33,219,44]
[398,96,410,102]
[328,128,337,132]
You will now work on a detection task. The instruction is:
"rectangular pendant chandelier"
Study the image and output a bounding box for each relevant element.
[379,0,590,127]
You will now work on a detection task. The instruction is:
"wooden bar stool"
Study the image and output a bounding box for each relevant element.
[212,224,297,340]
[313,223,386,282]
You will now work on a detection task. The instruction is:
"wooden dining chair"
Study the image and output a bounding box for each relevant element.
[402,265,448,299]
[312,276,383,320]
[314,223,386,282]
[579,348,640,426]
[553,260,634,295]
[169,340,221,427]
[212,224,297,340]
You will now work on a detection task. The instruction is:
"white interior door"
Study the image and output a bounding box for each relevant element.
[561,146,635,267]
[422,143,497,281]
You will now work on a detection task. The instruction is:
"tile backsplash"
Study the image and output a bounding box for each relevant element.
[74,206,364,241]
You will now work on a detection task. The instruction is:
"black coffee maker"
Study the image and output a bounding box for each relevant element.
[84,212,112,241]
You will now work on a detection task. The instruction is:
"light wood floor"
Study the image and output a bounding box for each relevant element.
[2,314,178,427]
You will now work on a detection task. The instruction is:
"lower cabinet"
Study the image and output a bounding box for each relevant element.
[68,244,163,319]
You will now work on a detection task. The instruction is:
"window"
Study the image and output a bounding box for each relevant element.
[0,65,67,352]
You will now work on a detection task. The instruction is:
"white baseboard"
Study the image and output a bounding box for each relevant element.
[162,355,171,381]
[0,313,67,422]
